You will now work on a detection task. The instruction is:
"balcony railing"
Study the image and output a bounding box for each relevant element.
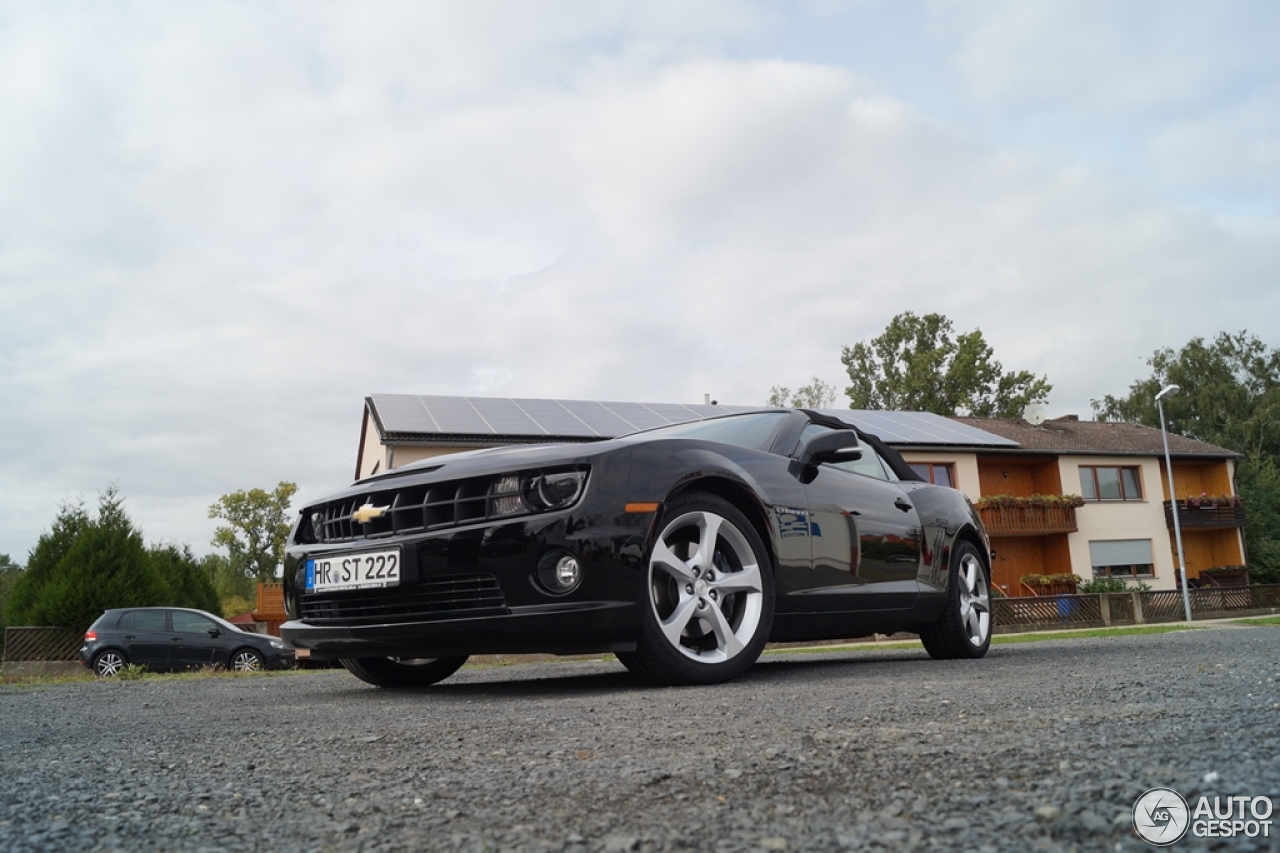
[977,504,1078,537]
[1163,501,1246,530]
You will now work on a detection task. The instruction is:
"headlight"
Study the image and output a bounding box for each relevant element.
[489,468,587,517]
[310,511,326,543]
[525,471,586,511]
[269,640,286,649]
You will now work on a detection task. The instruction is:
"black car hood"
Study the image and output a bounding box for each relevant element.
[341,439,621,491]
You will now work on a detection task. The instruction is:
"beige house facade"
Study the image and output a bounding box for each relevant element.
[901,416,1243,596]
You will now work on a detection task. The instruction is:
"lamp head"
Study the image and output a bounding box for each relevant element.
[1155,384,1181,402]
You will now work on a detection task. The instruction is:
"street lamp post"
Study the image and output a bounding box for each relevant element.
[1156,384,1193,622]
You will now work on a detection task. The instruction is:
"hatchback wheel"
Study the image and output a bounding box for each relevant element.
[93,650,127,677]
[231,649,264,672]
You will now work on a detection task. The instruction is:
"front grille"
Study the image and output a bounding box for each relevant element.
[302,467,586,544]
[311,477,497,542]
[299,573,508,625]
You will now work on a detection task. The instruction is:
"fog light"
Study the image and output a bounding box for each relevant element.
[536,550,583,594]
[555,556,580,589]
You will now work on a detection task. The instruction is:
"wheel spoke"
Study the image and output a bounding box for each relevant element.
[709,561,762,595]
[694,512,723,574]
[964,606,990,644]
[701,598,745,660]
[651,537,696,583]
[659,594,700,647]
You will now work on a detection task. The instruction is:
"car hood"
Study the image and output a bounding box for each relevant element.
[313,439,622,504]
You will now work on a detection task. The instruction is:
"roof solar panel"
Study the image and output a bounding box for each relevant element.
[600,402,670,431]
[560,400,635,436]
[370,394,440,434]
[367,395,1017,448]
[421,396,491,435]
[468,397,543,435]
[640,403,705,424]
[816,409,1018,447]
[511,399,599,436]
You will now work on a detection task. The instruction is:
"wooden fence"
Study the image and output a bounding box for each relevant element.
[994,584,1280,632]
[3,627,83,662]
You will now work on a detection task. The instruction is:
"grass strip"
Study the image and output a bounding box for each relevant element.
[763,622,1204,657]
[1234,615,1280,627]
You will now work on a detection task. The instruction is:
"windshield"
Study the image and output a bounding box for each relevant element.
[621,412,787,451]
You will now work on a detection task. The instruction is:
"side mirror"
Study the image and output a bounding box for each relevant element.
[207,627,222,638]
[799,431,863,467]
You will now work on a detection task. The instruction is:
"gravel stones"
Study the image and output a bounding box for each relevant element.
[1,626,1278,851]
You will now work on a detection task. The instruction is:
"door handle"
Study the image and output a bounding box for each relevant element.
[894,498,912,513]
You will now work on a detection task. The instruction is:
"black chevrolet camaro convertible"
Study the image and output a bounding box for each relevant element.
[281,409,992,687]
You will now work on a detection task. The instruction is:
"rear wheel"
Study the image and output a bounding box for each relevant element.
[919,541,991,659]
[340,656,469,688]
[92,650,127,677]
[625,493,774,686]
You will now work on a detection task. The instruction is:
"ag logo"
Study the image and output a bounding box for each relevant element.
[1133,787,1190,846]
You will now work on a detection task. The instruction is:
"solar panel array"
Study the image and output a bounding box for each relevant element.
[812,409,1019,447]
[369,394,1019,447]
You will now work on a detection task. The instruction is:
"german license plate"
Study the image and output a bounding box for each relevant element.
[306,549,401,593]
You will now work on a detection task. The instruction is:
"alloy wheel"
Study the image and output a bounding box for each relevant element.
[648,509,765,665]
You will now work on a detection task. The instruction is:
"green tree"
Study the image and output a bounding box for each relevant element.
[7,488,168,631]
[149,544,222,617]
[767,377,839,409]
[841,312,1052,417]
[1091,331,1280,458]
[1237,455,1280,584]
[5,499,90,626]
[199,552,255,617]
[1093,331,1280,582]
[0,553,24,642]
[208,482,298,584]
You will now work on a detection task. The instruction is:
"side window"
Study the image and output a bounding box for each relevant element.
[171,611,217,634]
[909,463,954,487]
[799,424,891,480]
[119,610,167,631]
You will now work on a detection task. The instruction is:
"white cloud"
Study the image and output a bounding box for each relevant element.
[0,2,1277,560]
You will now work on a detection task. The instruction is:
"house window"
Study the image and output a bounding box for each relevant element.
[1088,539,1155,578]
[1079,466,1142,501]
[909,463,954,488]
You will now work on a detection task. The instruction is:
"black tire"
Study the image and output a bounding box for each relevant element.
[339,656,469,688]
[626,493,774,686]
[230,649,264,673]
[919,540,992,659]
[92,650,127,677]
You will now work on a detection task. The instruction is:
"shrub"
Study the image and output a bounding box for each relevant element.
[7,488,169,632]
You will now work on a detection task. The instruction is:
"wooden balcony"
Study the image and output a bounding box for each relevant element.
[1163,501,1246,530]
[977,504,1078,537]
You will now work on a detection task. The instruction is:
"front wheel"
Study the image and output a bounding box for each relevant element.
[340,656,469,688]
[625,493,774,686]
[230,649,264,672]
[919,540,992,659]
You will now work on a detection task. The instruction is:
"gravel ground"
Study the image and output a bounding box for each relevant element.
[1,625,1278,853]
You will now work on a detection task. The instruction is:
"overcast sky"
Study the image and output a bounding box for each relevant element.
[2,1,1277,563]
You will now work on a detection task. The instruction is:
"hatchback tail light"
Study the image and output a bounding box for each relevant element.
[84,630,96,641]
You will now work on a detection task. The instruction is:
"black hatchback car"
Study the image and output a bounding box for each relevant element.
[80,607,294,676]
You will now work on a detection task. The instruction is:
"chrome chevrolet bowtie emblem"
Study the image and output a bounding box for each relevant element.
[351,503,389,524]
